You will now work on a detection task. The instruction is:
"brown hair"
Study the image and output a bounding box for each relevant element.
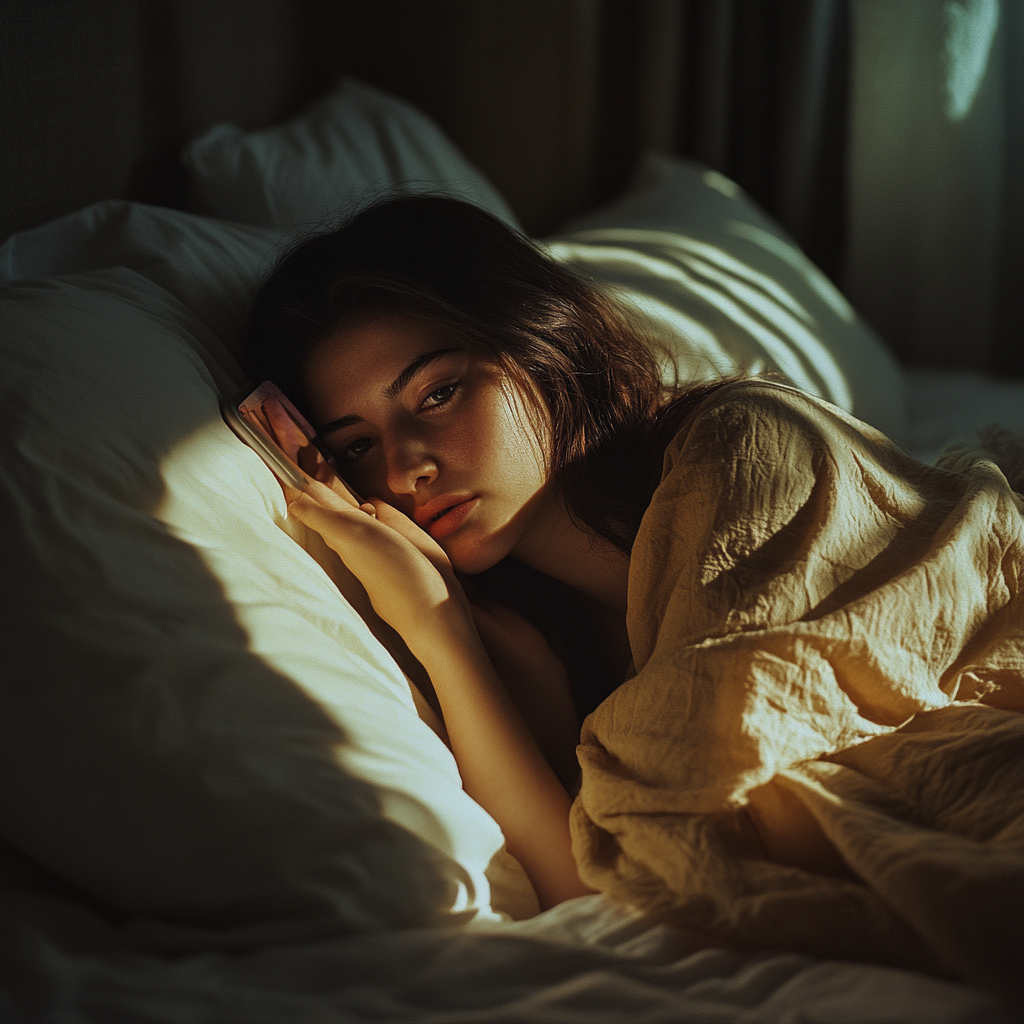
[245,195,726,554]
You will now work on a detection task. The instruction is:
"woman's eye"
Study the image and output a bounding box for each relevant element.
[339,437,373,462]
[423,382,460,410]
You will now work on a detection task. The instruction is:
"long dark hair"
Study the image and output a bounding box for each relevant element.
[245,195,725,554]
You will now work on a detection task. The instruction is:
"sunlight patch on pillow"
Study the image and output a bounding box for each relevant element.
[0,203,539,955]
[547,154,905,441]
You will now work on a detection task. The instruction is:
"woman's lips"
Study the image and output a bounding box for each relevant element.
[426,498,479,540]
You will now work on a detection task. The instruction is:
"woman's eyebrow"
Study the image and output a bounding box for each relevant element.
[317,348,459,439]
[317,414,361,439]
[384,348,458,400]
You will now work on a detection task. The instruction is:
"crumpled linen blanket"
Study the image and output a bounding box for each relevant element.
[571,381,1024,1006]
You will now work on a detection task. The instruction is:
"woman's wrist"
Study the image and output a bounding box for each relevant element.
[402,598,486,675]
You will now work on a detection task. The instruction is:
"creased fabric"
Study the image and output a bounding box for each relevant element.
[572,381,1024,1005]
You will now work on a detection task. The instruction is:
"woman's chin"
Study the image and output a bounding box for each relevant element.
[443,535,506,576]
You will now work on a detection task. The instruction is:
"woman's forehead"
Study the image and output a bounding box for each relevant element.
[310,317,450,380]
[334,314,449,359]
[303,316,470,417]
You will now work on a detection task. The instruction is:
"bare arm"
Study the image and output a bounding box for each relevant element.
[404,593,589,908]
[287,482,592,909]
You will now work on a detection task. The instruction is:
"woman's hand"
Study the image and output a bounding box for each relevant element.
[288,479,470,652]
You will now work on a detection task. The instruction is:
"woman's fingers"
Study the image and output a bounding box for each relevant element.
[287,489,436,583]
[367,499,453,577]
[302,472,361,510]
[287,489,367,533]
[288,485,471,638]
[289,483,443,572]
[288,489,455,633]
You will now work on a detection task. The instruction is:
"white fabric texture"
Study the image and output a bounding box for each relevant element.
[545,153,908,442]
[0,886,1008,1023]
[182,77,521,233]
[0,201,538,948]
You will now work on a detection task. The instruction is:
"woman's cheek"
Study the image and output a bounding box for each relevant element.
[340,463,383,504]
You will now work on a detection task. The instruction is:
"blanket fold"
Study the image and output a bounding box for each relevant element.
[571,382,1023,1004]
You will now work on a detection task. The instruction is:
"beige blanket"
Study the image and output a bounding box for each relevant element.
[571,382,1024,1005]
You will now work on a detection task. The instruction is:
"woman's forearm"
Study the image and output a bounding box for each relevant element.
[283,490,589,906]
[405,600,592,910]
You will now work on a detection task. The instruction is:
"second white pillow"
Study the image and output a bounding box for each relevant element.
[182,78,521,233]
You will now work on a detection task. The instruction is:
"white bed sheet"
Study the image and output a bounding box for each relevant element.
[903,367,1024,466]
[1,888,1012,1023]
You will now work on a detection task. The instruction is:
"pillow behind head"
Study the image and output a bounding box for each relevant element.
[545,153,908,441]
[182,77,521,233]
[0,202,536,953]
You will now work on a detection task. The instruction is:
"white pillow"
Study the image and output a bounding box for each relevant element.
[182,77,521,233]
[0,201,537,952]
[545,153,908,442]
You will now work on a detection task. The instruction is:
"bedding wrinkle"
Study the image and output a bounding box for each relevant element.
[572,381,1024,1005]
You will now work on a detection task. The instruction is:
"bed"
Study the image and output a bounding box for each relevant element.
[2,7,1021,1024]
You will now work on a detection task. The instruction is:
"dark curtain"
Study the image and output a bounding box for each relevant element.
[597,0,850,284]
[2,0,1019,374]
[593,0,1020,374]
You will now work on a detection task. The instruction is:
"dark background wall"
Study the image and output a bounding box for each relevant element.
[2,0,1020,374]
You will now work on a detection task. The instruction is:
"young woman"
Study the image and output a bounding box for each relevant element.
[246,196,1023,997]
[246,195,687,909]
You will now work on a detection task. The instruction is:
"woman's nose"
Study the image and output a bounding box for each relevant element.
[385,442,438,496]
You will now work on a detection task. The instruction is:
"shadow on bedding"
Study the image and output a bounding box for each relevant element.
[0,268,465,953]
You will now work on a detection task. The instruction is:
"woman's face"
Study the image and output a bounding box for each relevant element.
[302,315,553,574]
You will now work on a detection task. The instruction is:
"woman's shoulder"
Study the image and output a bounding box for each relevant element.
[675,375,850,422]
[664,377,876,462]
[652,376,903,507]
